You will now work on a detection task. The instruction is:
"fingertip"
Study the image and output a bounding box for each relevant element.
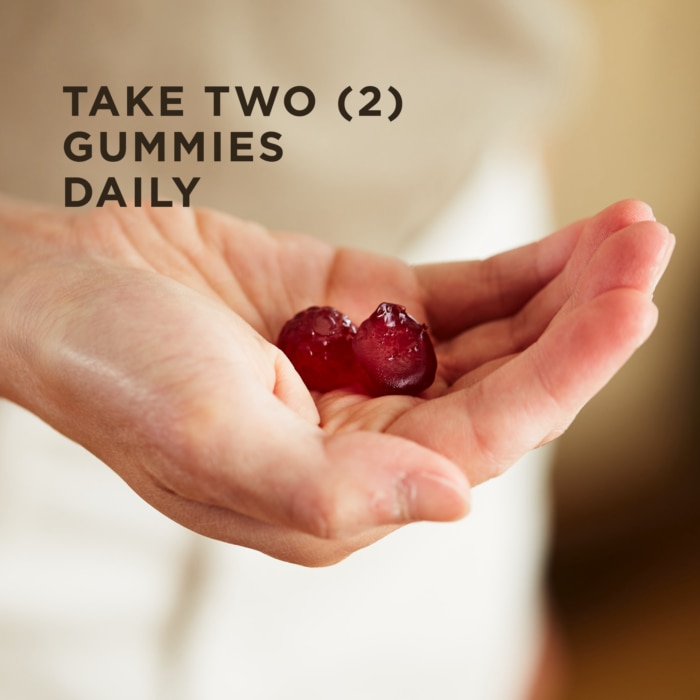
[637,295,660,345]
[628,198,655,222]
[601,199,656,229]
[318,431,471,535]
[375,437,472,524]
[399,469,471,523]
[577,220,676,304]
[650,229,676,296]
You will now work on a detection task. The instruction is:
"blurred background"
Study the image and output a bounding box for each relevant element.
[544,1,700,698]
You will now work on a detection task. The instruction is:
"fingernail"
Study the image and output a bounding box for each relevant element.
[399,471,471,523]
[651,231,676,293]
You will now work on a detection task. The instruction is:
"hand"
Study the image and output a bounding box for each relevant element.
[0,196,674,565]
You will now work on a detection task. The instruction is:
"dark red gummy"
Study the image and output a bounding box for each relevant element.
[353,302,437,396]
[277,302,437,396]
[276,306,358,391]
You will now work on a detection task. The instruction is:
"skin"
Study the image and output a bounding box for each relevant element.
[0,195,674,566]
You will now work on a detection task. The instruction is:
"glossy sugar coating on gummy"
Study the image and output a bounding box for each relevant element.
[276,306,358,391]
[277,302,437,396]
[353,302,437,396]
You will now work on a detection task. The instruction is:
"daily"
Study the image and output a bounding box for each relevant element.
[65,176,200,207]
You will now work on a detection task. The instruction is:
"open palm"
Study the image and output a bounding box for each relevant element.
[0,197,673,565]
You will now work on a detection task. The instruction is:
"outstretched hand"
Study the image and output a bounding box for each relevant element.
[0,197,674,565]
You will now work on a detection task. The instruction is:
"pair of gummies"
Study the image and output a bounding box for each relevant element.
[276,302,437,396]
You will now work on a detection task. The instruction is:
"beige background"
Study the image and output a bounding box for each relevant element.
[544,2,700,698]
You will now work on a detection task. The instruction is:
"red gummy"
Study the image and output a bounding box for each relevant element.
[353,302,437,396]
[276,306,358,391]
[277,302,437,396]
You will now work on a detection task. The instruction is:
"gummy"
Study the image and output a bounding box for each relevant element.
[276,306,358,391]
[353,302,437,396]
[277,302,437,396]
